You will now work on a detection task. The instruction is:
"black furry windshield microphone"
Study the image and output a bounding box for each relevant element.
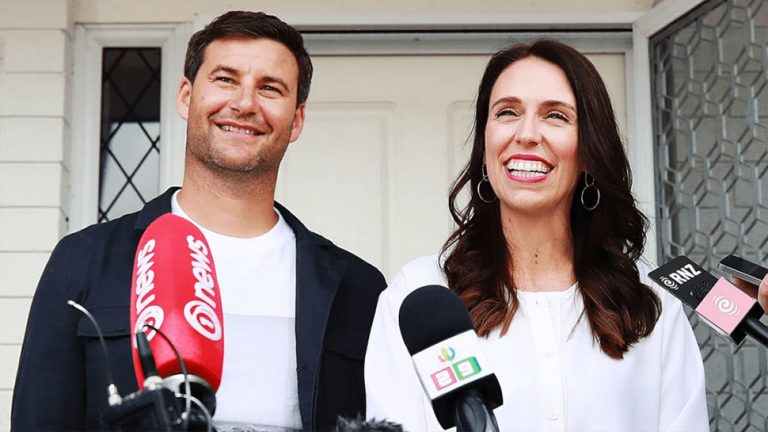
[335,416,403,432]
[398,285,502,432]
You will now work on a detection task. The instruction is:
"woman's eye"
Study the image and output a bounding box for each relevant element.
[547,112,569,122]
[496,108,518,118]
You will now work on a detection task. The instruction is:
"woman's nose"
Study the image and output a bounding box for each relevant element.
[514,115,542,145]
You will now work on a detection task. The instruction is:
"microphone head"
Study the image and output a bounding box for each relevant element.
[397,285,502,429]
[398,285,474,355]
[135,329,159,384]
[650,256,763,344]
[335,416,404,432]
[648,256,718,309]
[130,213,224,393]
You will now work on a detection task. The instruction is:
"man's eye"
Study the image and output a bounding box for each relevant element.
[261,85,282,94]
[215,76,235,84]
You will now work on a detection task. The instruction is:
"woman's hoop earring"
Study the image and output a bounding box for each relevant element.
[477,164,497,204]
[580,171,600,211]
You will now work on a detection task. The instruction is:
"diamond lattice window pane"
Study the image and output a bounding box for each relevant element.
[98,47,161,222]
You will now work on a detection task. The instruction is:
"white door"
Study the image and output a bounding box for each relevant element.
[276,51,627,279]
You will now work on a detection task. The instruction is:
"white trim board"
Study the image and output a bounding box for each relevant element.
[193,12,644,33]
[304,32,632,56]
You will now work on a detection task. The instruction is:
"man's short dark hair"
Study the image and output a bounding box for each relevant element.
[184,10,313,106]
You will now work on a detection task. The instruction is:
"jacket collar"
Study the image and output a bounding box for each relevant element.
[134,187,178,230]
[276,202,346,430]
[134,188,333,250]
[135,188,345,430]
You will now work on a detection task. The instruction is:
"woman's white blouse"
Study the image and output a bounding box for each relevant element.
[365,255,709,431]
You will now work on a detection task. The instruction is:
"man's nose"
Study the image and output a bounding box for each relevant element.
[229,84,259,115]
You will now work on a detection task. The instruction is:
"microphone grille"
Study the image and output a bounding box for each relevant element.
[335,416,404,432]
[398,285,474,355]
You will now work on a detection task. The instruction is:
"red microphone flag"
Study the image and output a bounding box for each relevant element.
[130,213,224,391]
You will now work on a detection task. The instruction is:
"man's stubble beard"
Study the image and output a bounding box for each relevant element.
[185,125,291,184]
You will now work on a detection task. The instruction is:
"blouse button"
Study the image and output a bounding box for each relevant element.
[548,410,560,420]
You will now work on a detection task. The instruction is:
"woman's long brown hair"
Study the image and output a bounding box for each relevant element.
[442,40,660,359]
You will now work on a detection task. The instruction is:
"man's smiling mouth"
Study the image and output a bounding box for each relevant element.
[217,123,264,136]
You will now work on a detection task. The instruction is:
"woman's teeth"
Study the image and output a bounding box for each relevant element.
[505,160,552,176]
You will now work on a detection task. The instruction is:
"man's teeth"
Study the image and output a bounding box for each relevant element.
[220,124,258,135]
[505,160,552,176]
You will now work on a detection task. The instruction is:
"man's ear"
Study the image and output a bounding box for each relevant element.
[289,104,306,143]
[176,77,192,120]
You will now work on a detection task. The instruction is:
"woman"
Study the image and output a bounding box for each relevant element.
[365,40,708,431]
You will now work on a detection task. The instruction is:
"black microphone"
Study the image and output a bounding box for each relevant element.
[67,300,186,431]
[103,330,185,431]
[335,415,404,432]
[136,330,161,388]
[649,256,768,347]
[398,285,502,432]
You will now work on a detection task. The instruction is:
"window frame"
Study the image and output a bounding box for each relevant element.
[70,23,191,232]
[631,0,707,261]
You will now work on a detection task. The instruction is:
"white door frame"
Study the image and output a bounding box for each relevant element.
[631,0,707,262]
[69,23,191,232]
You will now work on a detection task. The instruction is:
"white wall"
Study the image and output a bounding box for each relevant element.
[0,0,657,430]
[0,0,73,430]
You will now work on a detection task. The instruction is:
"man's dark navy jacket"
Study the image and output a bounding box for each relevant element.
[11,188,386,431]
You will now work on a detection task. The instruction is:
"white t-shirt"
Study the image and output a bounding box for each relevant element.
[365,255,709,432]
[171,192,302,430]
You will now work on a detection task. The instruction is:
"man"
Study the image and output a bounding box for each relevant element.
[12,11,386,431]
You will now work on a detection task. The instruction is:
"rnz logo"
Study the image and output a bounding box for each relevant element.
[659,276,678,290]
[665,263,702,289]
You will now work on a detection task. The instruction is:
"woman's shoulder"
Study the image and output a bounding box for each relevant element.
[379,254,448,308]
[399,254,445,281]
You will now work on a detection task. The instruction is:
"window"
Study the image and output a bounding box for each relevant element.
[70,24,189,231]
[98,48,161,222]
